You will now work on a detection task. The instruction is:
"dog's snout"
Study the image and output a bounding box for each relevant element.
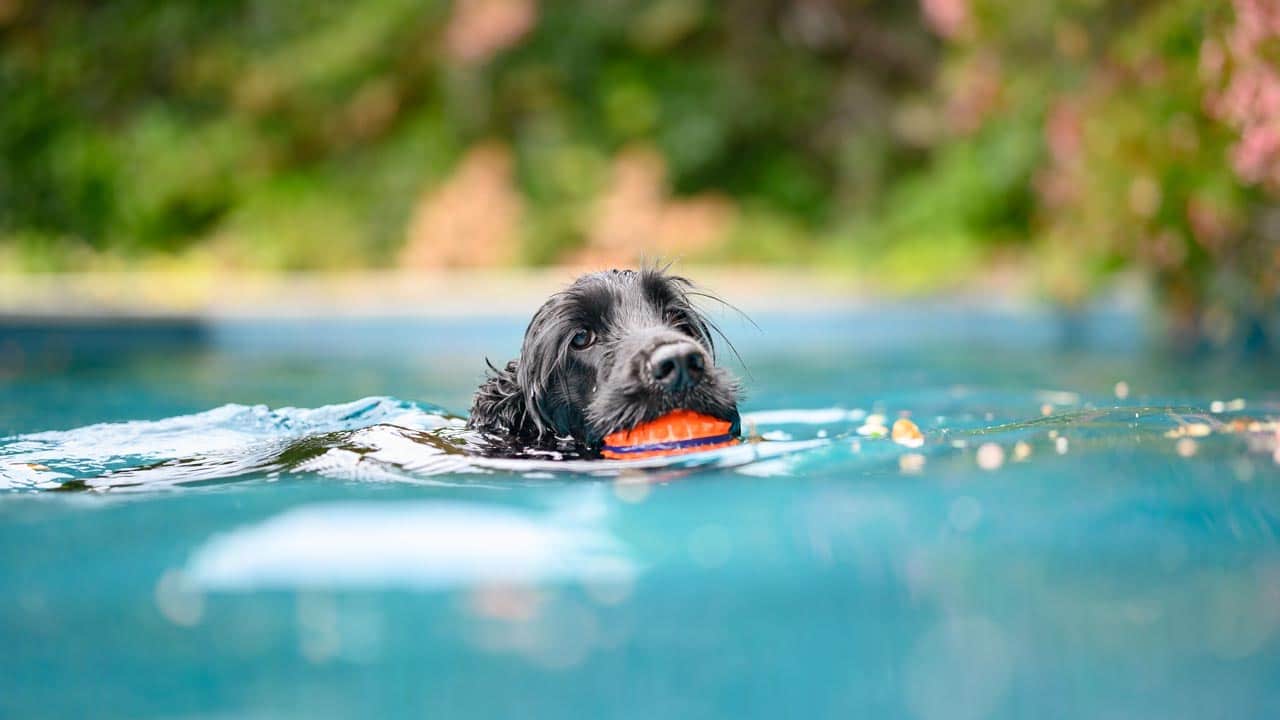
[648,341,707,392]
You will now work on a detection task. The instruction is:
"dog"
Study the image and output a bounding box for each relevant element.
[468,268,741,456]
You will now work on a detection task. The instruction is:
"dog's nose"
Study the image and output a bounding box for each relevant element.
[649,341,707,392]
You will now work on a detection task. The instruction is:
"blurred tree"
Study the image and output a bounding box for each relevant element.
[0,0,1276,348]
[890,0,1277,348]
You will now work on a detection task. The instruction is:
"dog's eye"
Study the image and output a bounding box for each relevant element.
[569,328,596,350]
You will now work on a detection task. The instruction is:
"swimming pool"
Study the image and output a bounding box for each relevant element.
[3,306,1279,718]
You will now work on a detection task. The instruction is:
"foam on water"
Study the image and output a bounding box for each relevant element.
[0,396,837,491]
[2,394,1277,493]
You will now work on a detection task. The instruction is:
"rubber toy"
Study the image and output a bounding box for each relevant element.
[600,409,738,459]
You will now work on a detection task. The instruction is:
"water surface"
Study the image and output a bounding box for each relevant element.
[2,307,1279,719]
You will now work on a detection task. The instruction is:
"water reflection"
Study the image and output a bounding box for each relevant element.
[184,498,636,591]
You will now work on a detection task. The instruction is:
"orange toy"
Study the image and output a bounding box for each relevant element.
[600,409,739,459]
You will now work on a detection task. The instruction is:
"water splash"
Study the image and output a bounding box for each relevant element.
[0,397,832,491]
[2,396,1277,493]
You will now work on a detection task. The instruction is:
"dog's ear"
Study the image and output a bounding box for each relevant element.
[468,359,531,437]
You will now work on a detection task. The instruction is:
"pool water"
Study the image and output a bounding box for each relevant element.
[3,307,1280,719]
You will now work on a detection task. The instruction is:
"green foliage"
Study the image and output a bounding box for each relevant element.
[0,0,1276,342]
[0,0,935,269]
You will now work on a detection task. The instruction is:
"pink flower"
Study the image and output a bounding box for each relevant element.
[921,0,970,40]
[1232,124,1280,185]
[1203,0,1280,189]
[1045,99,1083,166]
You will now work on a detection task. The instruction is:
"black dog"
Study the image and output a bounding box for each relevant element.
[469,268,741,456]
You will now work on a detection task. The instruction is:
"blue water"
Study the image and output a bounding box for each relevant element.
[3,307,1280,719]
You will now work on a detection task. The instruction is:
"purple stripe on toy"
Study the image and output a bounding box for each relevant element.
[600,433,738,455]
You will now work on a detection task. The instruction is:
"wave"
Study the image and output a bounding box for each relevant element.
[3,396,1276,493]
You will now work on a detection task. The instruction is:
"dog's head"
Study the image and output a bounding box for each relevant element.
[472,268,741,451]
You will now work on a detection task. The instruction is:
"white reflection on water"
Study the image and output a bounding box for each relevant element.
[185,499,637,591]
[905,616,1014,720]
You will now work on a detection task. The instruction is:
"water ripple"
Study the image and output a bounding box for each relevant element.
[2,395,1276,493]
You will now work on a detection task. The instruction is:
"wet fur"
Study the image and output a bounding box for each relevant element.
[468,269,741,455]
